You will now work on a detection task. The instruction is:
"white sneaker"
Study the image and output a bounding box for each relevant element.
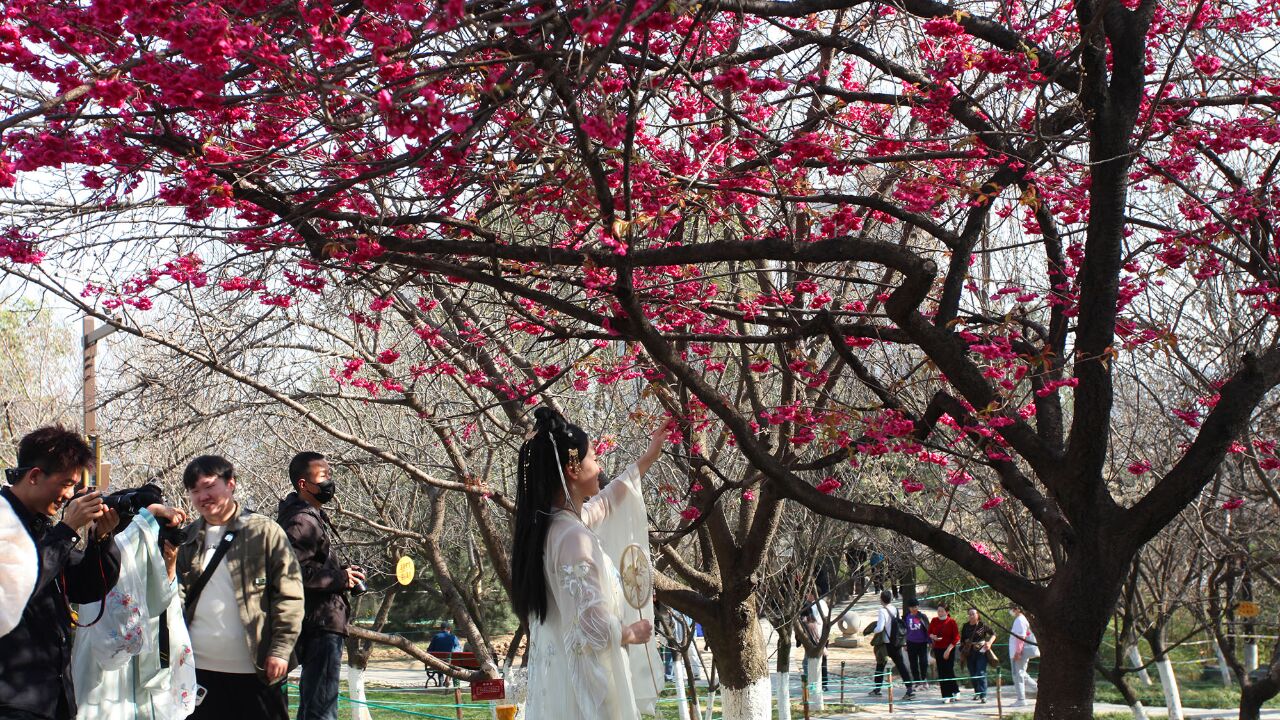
[1012,700,1027,707]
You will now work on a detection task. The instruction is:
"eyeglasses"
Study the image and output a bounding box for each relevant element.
[4,467,34,484]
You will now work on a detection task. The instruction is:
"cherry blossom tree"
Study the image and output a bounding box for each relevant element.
[5,0,1280,717]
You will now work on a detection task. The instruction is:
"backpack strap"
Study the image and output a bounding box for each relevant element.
[184,530,238,615]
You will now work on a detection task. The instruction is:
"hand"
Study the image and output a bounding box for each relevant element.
[62,491,105,532]
[944,647,953,660]
[636,422,669,475]
[622,619,653,646]
[1014,651,1023,662]
[147,503,188,528]
[162,541,179,581]
[93,507,120,540]
[345,566,367,589]
[265,655,289,683]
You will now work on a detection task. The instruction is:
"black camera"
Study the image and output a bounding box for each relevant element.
[350,566,367,596]
[159,522,195,547]
[102,484,163,516]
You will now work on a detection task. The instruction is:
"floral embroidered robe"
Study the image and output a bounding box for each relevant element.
[525,463,663,719]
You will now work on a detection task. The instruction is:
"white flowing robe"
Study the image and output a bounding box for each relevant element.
[525,463,663,719]
[0,494,37,637]
[72,510,198,720]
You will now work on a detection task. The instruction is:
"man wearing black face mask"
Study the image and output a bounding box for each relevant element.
[278,452,363,720]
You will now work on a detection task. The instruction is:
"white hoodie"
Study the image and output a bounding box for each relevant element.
[0,492,38,637]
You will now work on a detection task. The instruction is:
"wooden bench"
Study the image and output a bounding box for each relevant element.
[424,651,480,687]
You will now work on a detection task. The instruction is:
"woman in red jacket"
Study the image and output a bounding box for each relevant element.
[928,604,961,702]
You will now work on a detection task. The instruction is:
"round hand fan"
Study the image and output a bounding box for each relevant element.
[619,543,653,609]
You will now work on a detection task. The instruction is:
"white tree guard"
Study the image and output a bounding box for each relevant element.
[1126,645,1153,685]
[720,676,771,720]
[1130,701,1150,720]
[1154,657,1184,720]
[1245,641,1259,673]
[347,665,373,720]
[675,659,691,720]
[774,671,792,720]
[1212,638,1232,687]
[805,658,825,711]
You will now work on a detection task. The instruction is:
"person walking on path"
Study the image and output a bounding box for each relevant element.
[960,607,995,702]
[904,602,931,688]
[1008,606,1039,707]
[278,451,365,720]
[177,455,304,720]
[928,604,961,703]
[864,590,916,698]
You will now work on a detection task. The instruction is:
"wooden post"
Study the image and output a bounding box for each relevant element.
[454,686,463,720]
[840,661,846,705]
[887,680,893,713]
[802,682,811,720]
[996,672,1003,719]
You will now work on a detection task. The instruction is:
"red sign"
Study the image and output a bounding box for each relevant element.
[470,679,506,701]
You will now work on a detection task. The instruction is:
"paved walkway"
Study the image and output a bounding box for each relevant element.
[818,695,1271,718]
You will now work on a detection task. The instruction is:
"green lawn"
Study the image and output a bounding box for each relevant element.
[296,677,1269,719]
[289,688,857,719]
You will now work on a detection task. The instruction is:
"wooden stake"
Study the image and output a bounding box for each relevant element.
[887,680,894,713]
[840,661,846,705]
[802,681,811,720]
[996,672,1003,720]
[454,687,463,720]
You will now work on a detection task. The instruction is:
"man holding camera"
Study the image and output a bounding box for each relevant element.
[278,452,364,720]
[0,426,122,720]
[177,455,303,720]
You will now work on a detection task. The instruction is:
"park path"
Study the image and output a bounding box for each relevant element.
[825,698,1275,718]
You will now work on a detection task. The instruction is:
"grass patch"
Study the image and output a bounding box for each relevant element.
[289,687,861,719]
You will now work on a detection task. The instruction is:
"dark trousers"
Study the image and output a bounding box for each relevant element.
[933,648,959,698]
[967,651,990,696]
[0,695,70,720]
[0,710,59,720]
[906,642,930,683]
[873,644,915,693]
[190,669,288,720]
[297,631,344,720]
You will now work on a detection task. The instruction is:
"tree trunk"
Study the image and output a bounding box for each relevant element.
[701,599,770,720]
[674,658,691,720]
[775,625,792,720]
[1238,658,1280,720]
[1213,637,1233,688]
[1146,630,1184,720]
[347,663,373,720]
[1126,644,1153,686]
[1030,545,1132,720]
[805,656,824,711]
[1032,631,1097,720]
[1102,665,1148,720]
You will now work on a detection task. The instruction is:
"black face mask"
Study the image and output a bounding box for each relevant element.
[311,481,337,504]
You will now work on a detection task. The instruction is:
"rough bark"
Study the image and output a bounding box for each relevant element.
[1238,658,1280,720]
[700,598,770,720]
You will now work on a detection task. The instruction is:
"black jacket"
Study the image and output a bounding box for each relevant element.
[277,493,350,635]
[0,487,122,720]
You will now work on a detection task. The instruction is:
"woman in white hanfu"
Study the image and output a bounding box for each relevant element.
[513,407,666,720]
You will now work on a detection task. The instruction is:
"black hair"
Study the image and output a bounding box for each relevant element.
[182,455,235,489]
[510,406,591,624]
[16,426,94,476]
[880,590,894,605]
[288,451,326,488]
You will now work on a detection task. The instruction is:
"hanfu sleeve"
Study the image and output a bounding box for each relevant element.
[552,525,623,718]
[581,463,641,530]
